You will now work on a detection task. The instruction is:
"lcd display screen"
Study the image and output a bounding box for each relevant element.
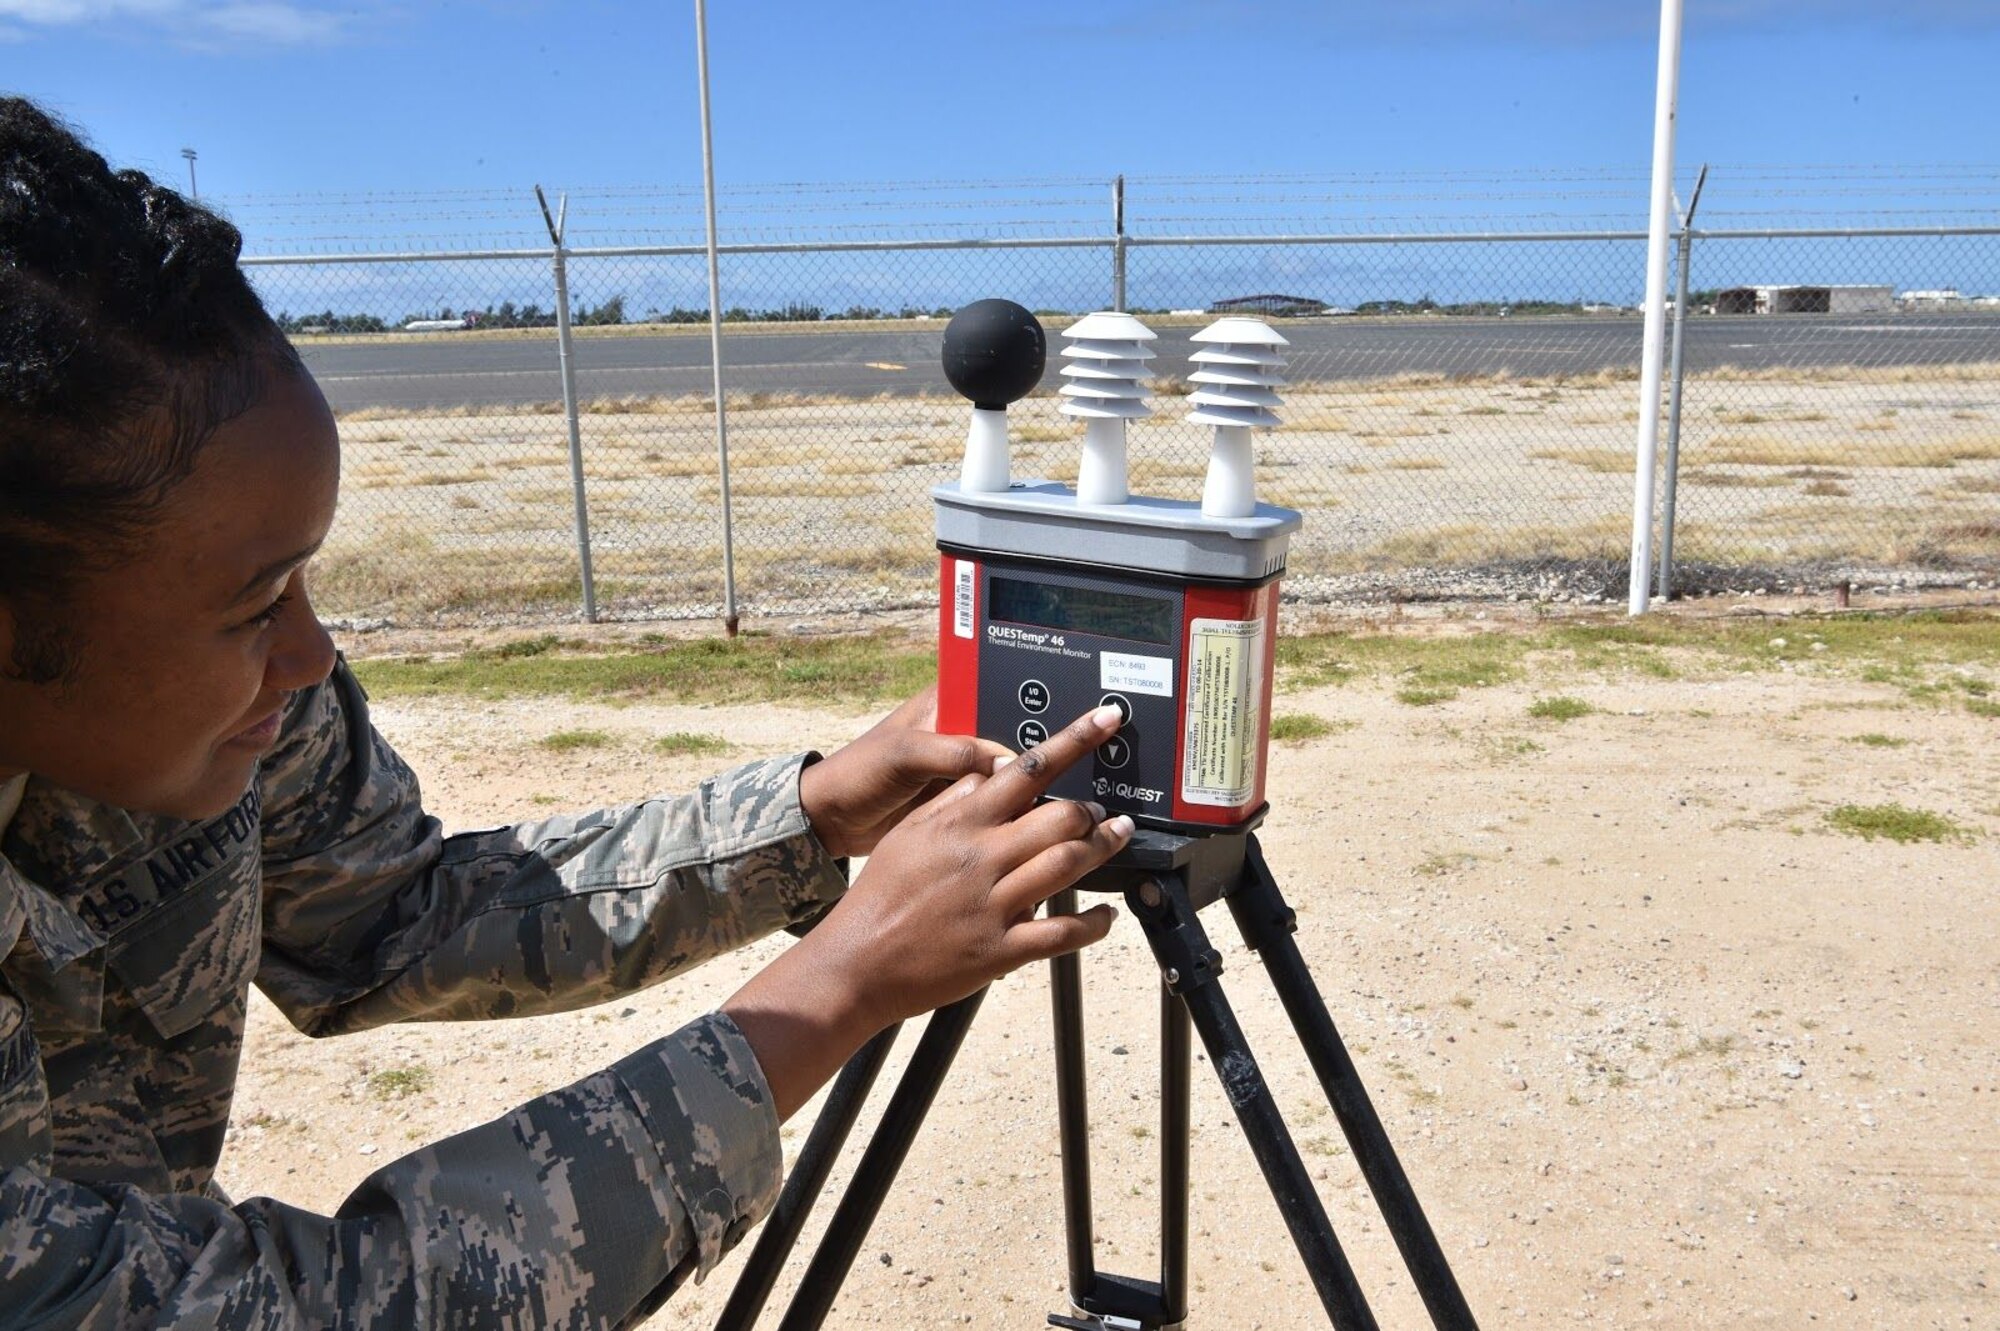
[988,575,1175,645]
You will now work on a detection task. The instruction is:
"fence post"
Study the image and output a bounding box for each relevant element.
[1111,174,1127,312]
[1657,166,1706,602]
[694,0,740,637]
[536,186,598,622]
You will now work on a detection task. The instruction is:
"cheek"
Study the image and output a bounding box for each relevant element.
[70,628,265,756]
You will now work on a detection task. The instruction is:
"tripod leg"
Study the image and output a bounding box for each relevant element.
[1230,837,1481,1331]
[1159,980,1190,1326]
[1129,877,1380,1331]
[1048,889,1099,1303]
[715,1022,902,1331]
[773,986,989,1331]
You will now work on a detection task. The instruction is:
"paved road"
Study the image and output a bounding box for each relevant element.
[298,314,2000,413]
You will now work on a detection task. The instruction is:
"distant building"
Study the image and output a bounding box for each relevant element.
[1713,285,1893,315]
[1902,288,1965,309]
[1208,293,1324,317]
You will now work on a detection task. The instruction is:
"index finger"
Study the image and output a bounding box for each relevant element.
[978,702,1123,813]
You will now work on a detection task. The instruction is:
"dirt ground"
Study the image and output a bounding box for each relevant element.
[214,628,1998,1328]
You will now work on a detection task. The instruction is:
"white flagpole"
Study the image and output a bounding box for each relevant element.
[1628,0,1686,616]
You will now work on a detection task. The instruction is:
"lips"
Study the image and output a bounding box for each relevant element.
[225,709,284,750]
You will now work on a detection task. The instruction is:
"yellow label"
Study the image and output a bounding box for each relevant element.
[1181,616,1263,807]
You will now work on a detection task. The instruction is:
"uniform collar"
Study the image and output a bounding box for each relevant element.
[0,776,122,972]
[1,854,105,971]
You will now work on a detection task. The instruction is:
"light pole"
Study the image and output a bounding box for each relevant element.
[180,147,198,198]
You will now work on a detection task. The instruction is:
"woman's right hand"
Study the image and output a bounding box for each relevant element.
[722,703,1133,1120]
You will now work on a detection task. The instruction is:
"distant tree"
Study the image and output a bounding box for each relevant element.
[575,294,627,326]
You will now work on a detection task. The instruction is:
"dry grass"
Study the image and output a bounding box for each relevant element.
[1681,470,1792,489]
[1338,515,1633,570]
[313,362,2000,622]
[1695,359,2000,385]
[701,476,879,500]
[1704,434,2000,469]
[1531,447,1632,474]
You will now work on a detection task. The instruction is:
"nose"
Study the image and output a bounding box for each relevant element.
[266,584,338,694]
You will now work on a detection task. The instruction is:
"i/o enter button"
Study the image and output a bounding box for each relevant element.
[1018,679,1050,714]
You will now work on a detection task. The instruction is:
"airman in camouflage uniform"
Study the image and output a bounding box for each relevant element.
[1,659,848,1327]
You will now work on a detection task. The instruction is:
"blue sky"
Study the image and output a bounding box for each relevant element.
[6,2,1995,312]
[6,2,1996,208]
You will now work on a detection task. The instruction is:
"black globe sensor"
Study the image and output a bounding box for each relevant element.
[942,297,1046,409]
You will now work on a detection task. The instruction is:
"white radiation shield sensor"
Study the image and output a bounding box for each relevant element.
[1187,317,1288,519]
[1058,311,1157,506]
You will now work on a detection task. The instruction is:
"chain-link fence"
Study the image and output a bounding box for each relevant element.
[240,192,2000,627]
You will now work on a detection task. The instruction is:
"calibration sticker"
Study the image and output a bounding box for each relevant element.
[1182,616,1264,806]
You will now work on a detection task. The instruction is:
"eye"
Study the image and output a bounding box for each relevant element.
[245,592,293,629]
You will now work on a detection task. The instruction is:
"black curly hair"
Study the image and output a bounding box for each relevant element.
[0,95,299,681]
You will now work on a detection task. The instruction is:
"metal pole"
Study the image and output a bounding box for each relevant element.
[1111,174,1127,312]
[1658,165,1707,602]
[694,0,740,638]
[1047,890,1099,1303]
[181,147,198,198]
[1626,0,1685,616]
[536,186,598,622]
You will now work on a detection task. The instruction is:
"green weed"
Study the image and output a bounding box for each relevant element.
[539,729,613,752]
[653,731,732,757]
[368,1067,432,1100]
[1529,696,1594,721]
[1825,803,1972,844]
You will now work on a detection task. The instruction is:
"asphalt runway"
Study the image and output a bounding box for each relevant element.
[298,314,2000,413]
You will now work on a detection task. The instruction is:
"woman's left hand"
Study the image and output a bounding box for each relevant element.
[798,685,1012,858]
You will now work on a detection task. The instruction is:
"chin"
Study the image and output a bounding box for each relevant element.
[136,754,262,823]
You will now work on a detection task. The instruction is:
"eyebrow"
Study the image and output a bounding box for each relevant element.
[225,541,324,609]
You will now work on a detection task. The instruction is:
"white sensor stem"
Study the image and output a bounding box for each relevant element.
[1201,425,1256,518]
[1077,416,1129,505]
[960,407,1012,492]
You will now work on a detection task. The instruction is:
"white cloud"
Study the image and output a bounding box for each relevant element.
[200,2,341,43]
[0,0,348,45]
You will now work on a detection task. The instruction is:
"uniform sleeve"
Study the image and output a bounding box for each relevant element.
[1,1012,777,1329]
[253,658,848,1037]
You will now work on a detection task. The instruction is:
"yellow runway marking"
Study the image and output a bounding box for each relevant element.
[864,361,907,371]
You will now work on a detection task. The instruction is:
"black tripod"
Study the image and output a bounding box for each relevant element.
[715,826,1481,1330]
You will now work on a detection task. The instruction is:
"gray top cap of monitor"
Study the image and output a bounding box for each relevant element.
[934,481,1302,582]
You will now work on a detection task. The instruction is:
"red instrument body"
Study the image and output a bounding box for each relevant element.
[936,552,1278,831]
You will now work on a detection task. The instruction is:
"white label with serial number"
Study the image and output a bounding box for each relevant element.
[1181,616,1264,807]
[953,560,975,639]
[1100,652,1174,698]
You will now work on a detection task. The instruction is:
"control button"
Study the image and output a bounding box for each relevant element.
[1097,734,1133,770]
[1018,679,1050,714]
[1098,693,1134,726]
[1016,719,1049,749]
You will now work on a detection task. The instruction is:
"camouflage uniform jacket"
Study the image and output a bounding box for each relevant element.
[0,660,848,1328]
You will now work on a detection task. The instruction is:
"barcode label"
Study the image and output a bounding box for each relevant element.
[953,560,975,638]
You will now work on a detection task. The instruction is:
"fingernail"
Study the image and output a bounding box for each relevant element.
[1108,814,1135,837]
[1091,704,1122,730]
[992,753,1016,772]
[1085,801,1107,820]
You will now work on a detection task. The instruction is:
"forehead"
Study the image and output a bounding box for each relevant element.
[152,367,341,591]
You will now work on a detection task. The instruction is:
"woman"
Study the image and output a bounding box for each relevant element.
[0,97,1129,1328]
